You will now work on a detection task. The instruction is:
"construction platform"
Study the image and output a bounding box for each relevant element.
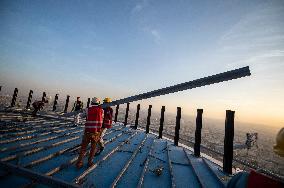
[0,111,231,188]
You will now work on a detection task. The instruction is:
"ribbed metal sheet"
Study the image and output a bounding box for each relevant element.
[0,112,230,188]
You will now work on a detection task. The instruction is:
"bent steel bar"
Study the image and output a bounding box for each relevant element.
[102,66,250,108]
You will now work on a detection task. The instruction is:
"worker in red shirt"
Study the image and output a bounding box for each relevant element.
[96,97,113,155]
[76,97,103,168]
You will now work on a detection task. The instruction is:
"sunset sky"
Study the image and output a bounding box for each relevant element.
[0,0,284,128]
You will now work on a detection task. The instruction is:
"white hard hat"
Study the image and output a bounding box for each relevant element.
[91,97,100,105]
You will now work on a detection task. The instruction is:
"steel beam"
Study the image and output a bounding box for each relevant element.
[102,66,250,108]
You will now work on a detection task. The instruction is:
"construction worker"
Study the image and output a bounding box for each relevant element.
[72,97,83,124]
[227,127,284,188]
[274,127,284,157]
[76,97,103,168]
[72,97,83,111]
[227,170,283,188]
[96,97,113,155]
[32,98,48,116]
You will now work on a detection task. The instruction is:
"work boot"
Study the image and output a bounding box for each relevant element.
[95,146,105,156]
[76,160,83,169]
[87,160,94,167]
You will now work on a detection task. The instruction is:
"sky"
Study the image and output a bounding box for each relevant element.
[0,0,284,128]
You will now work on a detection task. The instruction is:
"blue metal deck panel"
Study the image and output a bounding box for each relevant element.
[185,150,225,188]
[115,135,155,188]
[168,144,201,188]
[0,112,232,188]
[82,131,146,188]
[19,138,80,166]
[0,128,83,161]
[203,158,229,186]
[30,127,121,174]
[0,123,78,153]
[142,139,172,188]
[52,127,132,182]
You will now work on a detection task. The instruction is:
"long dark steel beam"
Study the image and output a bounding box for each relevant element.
[64,66,250,118]
[102,66,251,108]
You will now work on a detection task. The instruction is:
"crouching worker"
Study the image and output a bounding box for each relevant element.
[32,98,48,116]
[76,97,103,168]
[96,97,113,155]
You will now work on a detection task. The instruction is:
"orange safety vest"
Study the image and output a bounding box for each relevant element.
[85,105,103,133]
[103,107,113,129]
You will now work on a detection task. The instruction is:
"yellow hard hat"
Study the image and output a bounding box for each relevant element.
[274,128,284,157]
[103,97,112,103]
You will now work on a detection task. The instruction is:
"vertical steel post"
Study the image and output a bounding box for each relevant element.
[64,95,70,113]
[41,92,46,102]
[194,109,203,157]
[134,104,140,129]
[0,86,2,92]
[26,90,33,109]
[174,107,181,146]
[87,98,90,108]
[158,106,165,139]
[223,110,235,174]
[124,103,130,126]
[11,88,18,107]
[146,105,152,133]
[52,94,59,111]
[114,105,119,122]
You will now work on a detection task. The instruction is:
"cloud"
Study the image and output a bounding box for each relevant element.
[143,27,161,44]
[131,0,148,14]
[150,29,161,42]
[82,45,104,52]
[220,2,284,43]
[132,4,143,13]
[217,1,284,69]
[131,1,162,44]
[237,50,284,64]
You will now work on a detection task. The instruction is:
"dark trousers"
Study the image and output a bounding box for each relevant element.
[77,131,100,166]
[32,108,39,116]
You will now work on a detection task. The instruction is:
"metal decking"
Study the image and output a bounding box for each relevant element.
[0,111,230,188]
